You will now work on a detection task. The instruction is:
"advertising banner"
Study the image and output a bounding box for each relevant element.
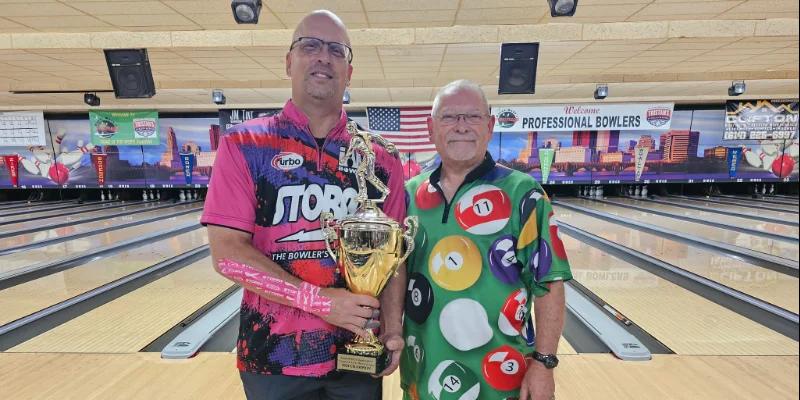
[492,103,674,132]
[90,110,160,146]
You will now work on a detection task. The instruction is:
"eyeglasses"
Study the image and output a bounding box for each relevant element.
[436,113,488,125]
[289,37,353,64]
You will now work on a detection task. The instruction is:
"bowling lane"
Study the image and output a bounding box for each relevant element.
[0,202,203,250]
[659,196,797,221]
[708,196,798,212]
[722,195,799,206]
[607,198,799,239]
[556,229,798,355]
[563,198,799,262]
[0,200,132,226]
[556,208,799,313]
[0,199,76,212]
[0,212,202,275]
[0,229,208,326]
[9,255,232,353]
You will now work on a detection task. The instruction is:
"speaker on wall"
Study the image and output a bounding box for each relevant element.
[498,43,539,95]
[104,49,156,99]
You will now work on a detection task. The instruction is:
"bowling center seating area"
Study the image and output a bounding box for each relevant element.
[1,0,799,399]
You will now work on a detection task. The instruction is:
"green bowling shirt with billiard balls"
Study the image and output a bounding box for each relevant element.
[400,154,572,400]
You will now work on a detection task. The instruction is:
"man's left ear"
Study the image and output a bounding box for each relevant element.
[487,114,496,132]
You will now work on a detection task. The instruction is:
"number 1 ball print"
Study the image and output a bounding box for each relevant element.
[428,360,481,400]
[482,345,528,391]
[416,179,443,210]
[455,185,511,235]
[429,236,482,291]
[406,273,435,324]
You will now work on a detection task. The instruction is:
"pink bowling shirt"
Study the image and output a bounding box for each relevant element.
[201,100,406,377]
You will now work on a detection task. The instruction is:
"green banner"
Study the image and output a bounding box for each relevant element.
[539,148,555,184]
[90,110,160,146]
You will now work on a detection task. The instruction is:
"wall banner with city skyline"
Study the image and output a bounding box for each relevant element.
[1,104,798,188]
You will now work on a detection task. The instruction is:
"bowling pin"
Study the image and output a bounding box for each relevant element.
[143,190,149,201]
[179,190,186,202]
[193,190,198,200]
[743,148,762,168]
[589,186,595,198]
[788,143,799,158]
[769,184,775,195]
[53,129,66,155]
[762,184,768,195]
[100,190,105,201]
[156,191,161,200]
[761,141,779,156]
[596,186,604,199]
[641,185,648,198]
[761,153,777,172]
[635,186,641,197]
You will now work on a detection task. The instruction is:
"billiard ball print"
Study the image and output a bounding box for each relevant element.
[549,212,568,260]
[429,236,482,291]
[454,185,511,235]
[405,273,434,324]
[402,334,426,382]
[415,179,443,210]
[439,298,493,351]
[530,240,553,282]
[518,188,545,248]
[488,235,522,285]
[482,345,528,391]
[498,288,528,336]
[521,316,536,347]
[428,360,481,400]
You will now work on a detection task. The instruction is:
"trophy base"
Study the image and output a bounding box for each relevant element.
[336,350,389,375]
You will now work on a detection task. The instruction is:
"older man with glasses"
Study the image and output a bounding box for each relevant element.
[202,10,406,400]
[399,80,572,400]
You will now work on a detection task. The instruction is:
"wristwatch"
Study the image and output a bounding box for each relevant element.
[529,351,559,369]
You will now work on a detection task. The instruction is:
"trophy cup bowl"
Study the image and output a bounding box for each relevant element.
[321,203,417,375]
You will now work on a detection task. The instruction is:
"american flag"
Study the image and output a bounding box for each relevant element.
[366,107,435,153]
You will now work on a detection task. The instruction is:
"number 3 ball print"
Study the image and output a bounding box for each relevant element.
[428,360,481,400]
[454,185,511,235]
[429,236,482,291]
[482,345,528,391]
[406,272,435,323]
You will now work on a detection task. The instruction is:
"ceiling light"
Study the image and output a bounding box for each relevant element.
[594,84,608,100]
[84,93,100,107]
[728,80,746,96]
[231,0,262,24]
[547,0,578,17]
[212,89,226,105]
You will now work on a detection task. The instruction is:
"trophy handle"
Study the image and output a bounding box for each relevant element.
[397,216,418,266]
[320,212,339,262]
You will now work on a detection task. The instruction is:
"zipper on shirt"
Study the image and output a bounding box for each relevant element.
[431,180,470,224]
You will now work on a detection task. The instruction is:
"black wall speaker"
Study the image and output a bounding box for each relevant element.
[104,49,156,98]
[498,43,539,95]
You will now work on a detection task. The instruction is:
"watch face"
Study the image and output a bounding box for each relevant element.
[544,357,558,369]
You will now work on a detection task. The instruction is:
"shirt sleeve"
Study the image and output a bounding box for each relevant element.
[200,134,257,233]
[515,182,572,297]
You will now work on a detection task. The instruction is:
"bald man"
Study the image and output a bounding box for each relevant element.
[202,10,406,400]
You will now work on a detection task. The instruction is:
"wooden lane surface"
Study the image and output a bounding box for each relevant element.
[0,201,161,234]
[0,353,795,400]
[0,229,209,326]
[0,201,130,226]
[0,212,202,275]
[0,202,202,251]
[557,230,798,355]
[9,255,230,353]
[564,198,799,262]
[666,196,799,220]
[557,208,799,314]
[609,197,799,238]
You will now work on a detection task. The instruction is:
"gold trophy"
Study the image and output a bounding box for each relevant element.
[321,122,417,374]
